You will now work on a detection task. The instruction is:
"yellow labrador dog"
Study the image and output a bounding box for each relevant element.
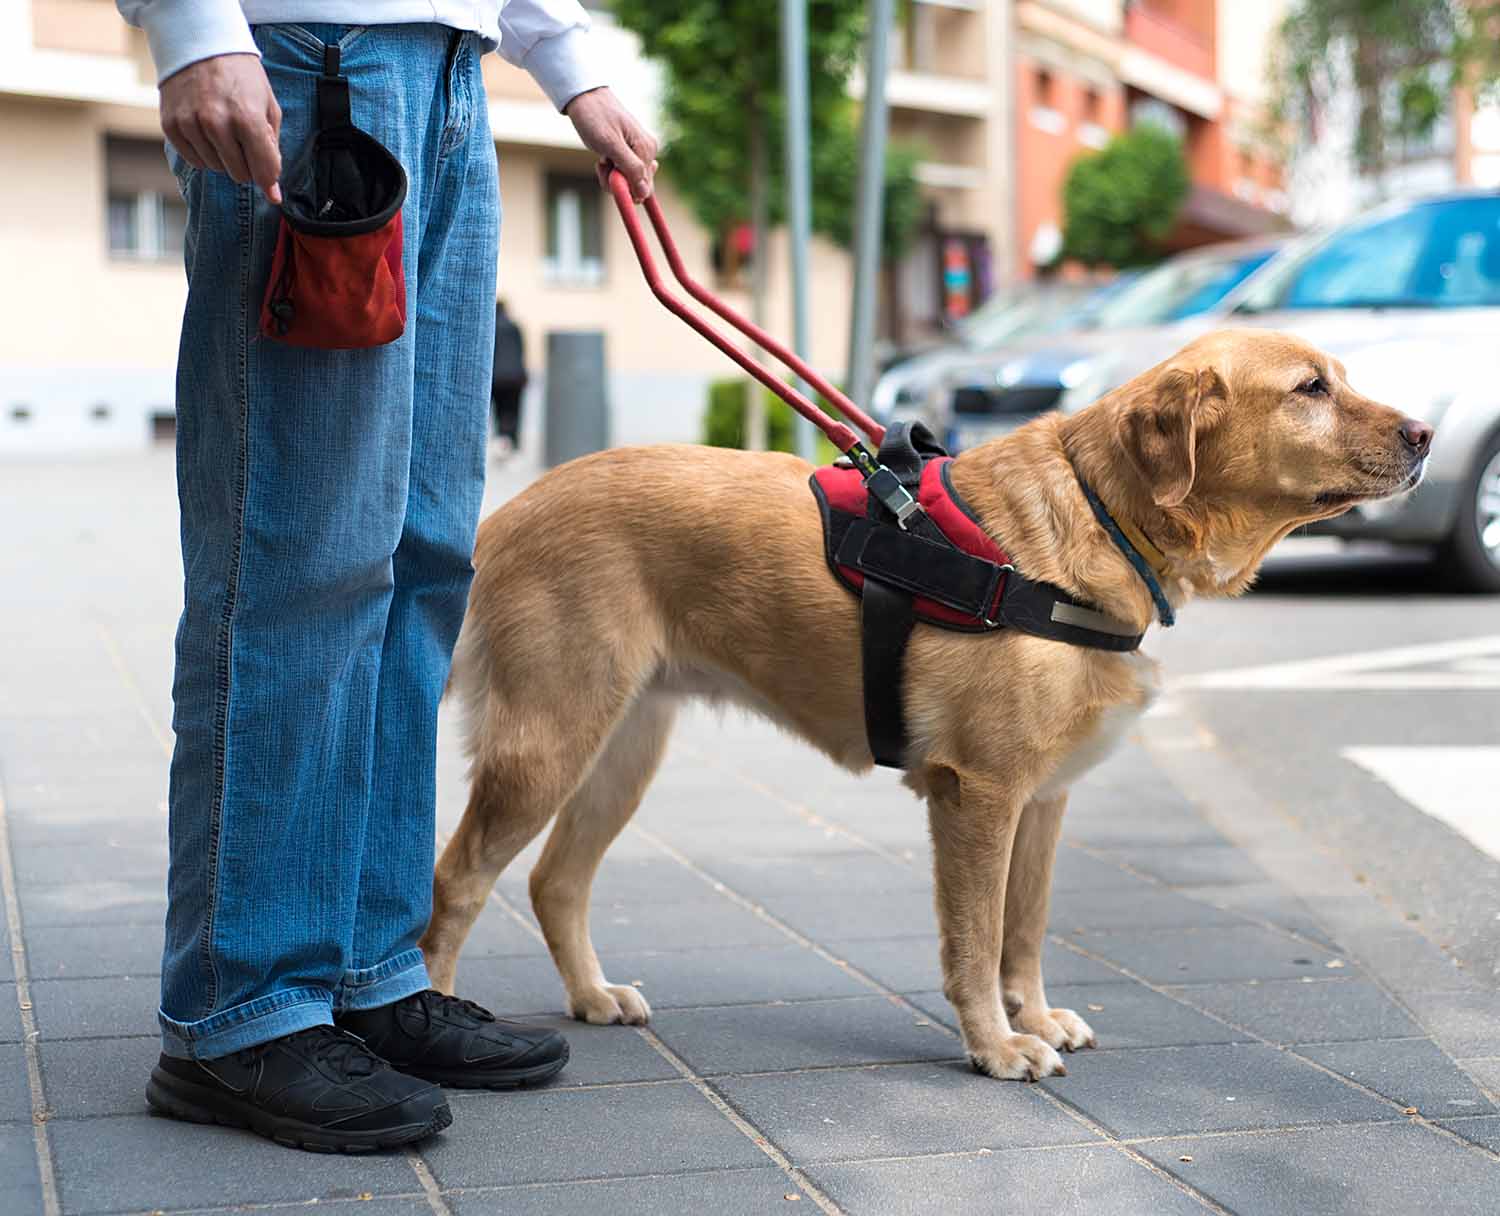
[420,329,1432,1081]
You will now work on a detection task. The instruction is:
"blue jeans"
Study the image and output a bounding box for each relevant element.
[160,23,498,1059]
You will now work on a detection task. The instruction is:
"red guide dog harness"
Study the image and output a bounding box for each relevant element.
[810,423,1147,769]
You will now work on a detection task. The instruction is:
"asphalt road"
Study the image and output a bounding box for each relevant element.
[1146,537,1500,991]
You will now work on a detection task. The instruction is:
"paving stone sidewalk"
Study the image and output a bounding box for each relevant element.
[2,450,1498,1216]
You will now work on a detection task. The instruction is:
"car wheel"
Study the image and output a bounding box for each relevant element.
[1439,429,1500,593]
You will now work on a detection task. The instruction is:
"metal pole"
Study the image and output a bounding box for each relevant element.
[847,0,894,415]
[782,0,816,461]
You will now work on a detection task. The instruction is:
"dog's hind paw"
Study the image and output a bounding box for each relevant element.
[966,1033,1066,1082]
[570,983,653,1026]
[1016,1006,1098,1053]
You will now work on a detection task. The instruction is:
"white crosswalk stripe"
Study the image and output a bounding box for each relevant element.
[1343,746,1500,862]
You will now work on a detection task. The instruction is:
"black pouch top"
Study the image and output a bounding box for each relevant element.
[279,43,407,236]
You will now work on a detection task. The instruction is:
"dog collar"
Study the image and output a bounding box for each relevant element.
[1077,481,1176,628]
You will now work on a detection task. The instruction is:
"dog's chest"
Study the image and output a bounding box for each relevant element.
[1035,652,1160,798]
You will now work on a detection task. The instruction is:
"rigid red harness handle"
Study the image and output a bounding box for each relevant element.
[605,169,886,455]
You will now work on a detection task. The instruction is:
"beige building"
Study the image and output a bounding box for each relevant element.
[1,1,1291,455]
[1,0,866,454]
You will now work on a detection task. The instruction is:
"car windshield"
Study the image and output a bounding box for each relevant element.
[1090,248,1276,328]
[1236,196,1500,311]
[957,286,1090,348]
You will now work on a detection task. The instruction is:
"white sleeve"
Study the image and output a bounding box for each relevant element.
[498,0,608,111]
[116,0,260,84]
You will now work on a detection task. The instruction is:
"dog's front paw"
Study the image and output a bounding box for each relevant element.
[966,1033,1066,1081]
[570,983,652,1026]
[1014,1006,1097,1053]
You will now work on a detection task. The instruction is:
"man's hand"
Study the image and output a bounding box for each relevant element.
[564,87,659,202]
[160,54,283,205]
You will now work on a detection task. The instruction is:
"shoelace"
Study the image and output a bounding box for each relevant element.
[411,989,496,1035]
[240,1025,381,1078]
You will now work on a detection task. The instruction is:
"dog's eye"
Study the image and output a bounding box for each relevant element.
[1297,376,1328,396]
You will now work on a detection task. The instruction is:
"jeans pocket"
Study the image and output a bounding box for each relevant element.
[163,138,197,199]
[254,24,366,62]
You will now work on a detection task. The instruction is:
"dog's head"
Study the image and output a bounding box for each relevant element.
[1086,328,1432,594]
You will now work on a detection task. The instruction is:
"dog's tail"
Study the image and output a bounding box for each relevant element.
[445,607,492,765]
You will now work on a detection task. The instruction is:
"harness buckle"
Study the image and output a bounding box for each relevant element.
[980,563,1015,628]
[864,465,923,530]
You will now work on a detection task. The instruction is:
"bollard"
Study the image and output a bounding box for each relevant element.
[544,330,610,467]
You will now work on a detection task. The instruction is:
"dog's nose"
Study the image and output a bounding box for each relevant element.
[1399,419,1433,455]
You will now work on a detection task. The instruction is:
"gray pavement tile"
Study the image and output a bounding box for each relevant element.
[18,880,164,928]
[1173,882,1341,951]
[824,935,1126,994]
[457,905,554,959]
[0,1124,43,1216]
[1459,1057,1500,1097]
[1347,931,1484,995]
[49,1113,421,1213]
[717,1061,1099,1163]
[447,1168,818,1215]
[447,1018,678,1089]
[4,814,166,850]
[752,890,938,942]
[498,855,718,906]
[543,897,792,953]
[650,996,961,1075]
[1,1044,33,1123]
[1061,808,1225,850]
[1049,847,1153,892]
[1165,978,1423,1045]
[1399,989,1500,1059]
[908,983,1251,1052]
[1438,1115,1500,1153]
[39,1036,156,1119]
[23,923,163,980]
[1096,843,1270,887]
[1039,1042,1394,1137]
[1299,1038,1495,1118]
[1139,1122,1500,1216]
[810,1145,1212,1216]
[0,984,21,1043]
[424,1081,767,1188]
[31,976,157,1040]
[597,944,871,1010]
[264,1202,430,1216]
[1053,887,1248,934]
[448,953,569,1017]
[688,851,933,898]
[10,841,166,887]
[1077,925,1340,985]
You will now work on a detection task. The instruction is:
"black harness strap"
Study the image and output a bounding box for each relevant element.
[860,578,917,767]
[811,422,1147,769]
[857,423,950,767]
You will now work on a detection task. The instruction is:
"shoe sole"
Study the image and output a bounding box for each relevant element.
[146,1069,452,1153]
[401,1040,571,1091]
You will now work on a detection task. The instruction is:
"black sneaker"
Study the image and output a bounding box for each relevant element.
[337,989,569,1090]
[146,1024,452,1153]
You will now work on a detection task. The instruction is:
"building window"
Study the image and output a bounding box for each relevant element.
[105,136,186,260]
[544,172,604,286]
[1129,95,1187,141]
[1029,66,1065,135]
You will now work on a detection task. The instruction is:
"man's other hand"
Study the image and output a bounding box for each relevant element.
[160,54,283,205]
[564,87,659,203]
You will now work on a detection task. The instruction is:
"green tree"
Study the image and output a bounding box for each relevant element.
[1270,0,1500,180]
[1060,124,1190,268]
[612,1,925,439]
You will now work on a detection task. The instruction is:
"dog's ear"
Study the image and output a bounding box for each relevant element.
[1117,365,1221,509]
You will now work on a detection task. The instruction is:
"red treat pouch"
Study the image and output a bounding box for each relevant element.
[260,44,408,349]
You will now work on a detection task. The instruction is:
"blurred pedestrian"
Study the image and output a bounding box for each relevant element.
[115,0,657,1152]
[490,298,527,459]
